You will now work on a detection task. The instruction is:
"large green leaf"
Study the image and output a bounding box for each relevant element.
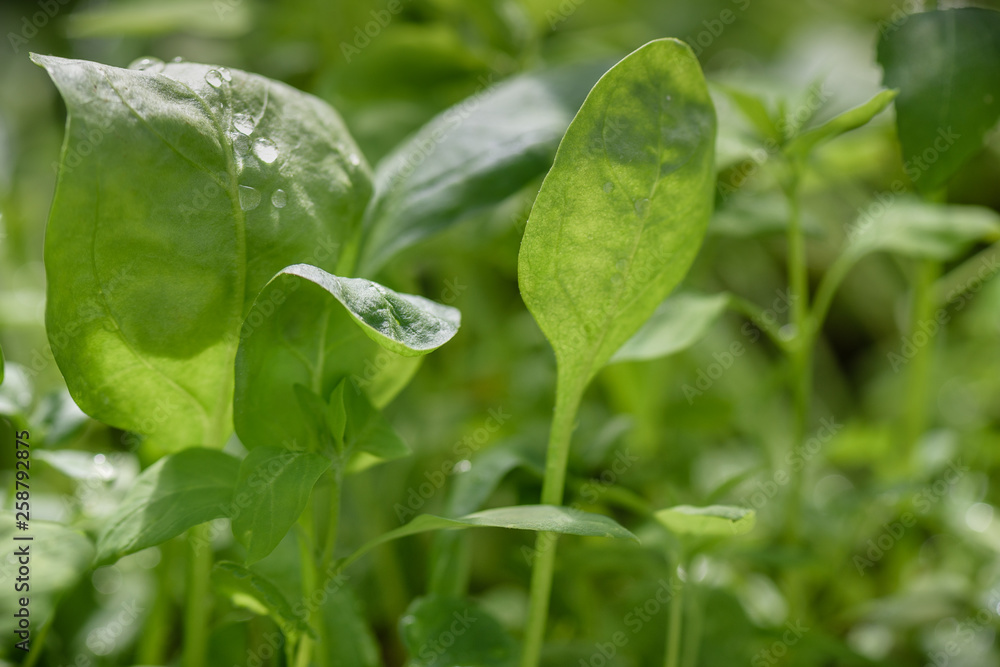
[356,61,609,275]
[399,595,517,667]
[847,200,1000,261]
[32,54,371,454]
[213,561,313,638]
[517,38,716,391]
[341,505,637,570]
[610,292,730,364]
[95,447,240,563]
[231,446,331,563]
[877,8,1000,191]
[233,264,459,451]
[655,504,756,537]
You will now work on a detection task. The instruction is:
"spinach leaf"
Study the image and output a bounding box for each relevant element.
[518,38,716,392]
[32,54,371,454]
[233,264,459,452]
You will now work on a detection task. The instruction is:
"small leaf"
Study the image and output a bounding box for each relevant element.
[877,8,1000,191]
[655,505,756,537]
[232,446,331,563]
[342,505,637,570]
[785,89,898,157]
[96,448,240,564]
[518,38,716,391]
[326,379,348,446]
[610,292,731,364]
[234,265,459,451]
[214,561,313,638]
[399,595,517,667]
[293,383,329,438]
[715,84,779,142]
[357,61,610,275]
[342,381,410,463]
[848,199,1000,261]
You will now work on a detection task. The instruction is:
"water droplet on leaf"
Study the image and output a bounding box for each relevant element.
[253,138,279,164]
[348,153,361,166]
[128,57,164,73]
[170,56,184,63]
[238,185,261,211]
[233,113,255,135]
[634,198,650,216]
[205,69,225,88]
[219,67,232,82]
[232,134,251,156]
[271,188,287,208]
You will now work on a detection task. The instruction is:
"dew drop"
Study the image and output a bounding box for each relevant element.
[238,185,261,211]
[665,94,672,102]
[205,69,225,88]
[233,113,255,135]
[128,57,164,73]
[603,181,614,193]
[271,188,287,208]
[232,133,251,156]
[348,153,361,166]
[634,197,650,216]
[253,138,279,164]
[219,67,233,82]
[170,56,184,63]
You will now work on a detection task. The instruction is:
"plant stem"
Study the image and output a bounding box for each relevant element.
[182,524,212,667]
[520,375,584,667]
[728,294,792,351]
[783,175,812,541]
[665,572,684,667]
[294,509,320,667]
[901,258,941,468]
[137,542,172,664]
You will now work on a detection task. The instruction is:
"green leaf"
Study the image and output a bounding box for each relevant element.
[31,54,371,454]
[610,292,730,364]
[357,61,610,275]
[877,8,1000,191]
[714,84,779,142]
[326,379,348,446]
[517,38,716,390]
[342,505,637,570]
[655,504,756,537]
[848,199,1000,261]
[213,561,313,638]
[786,89,898,157]
[232,446,331,563]
[342,380,410,464]
[95,448,240,564]
[319,586,383,667]
[399,595,517,667]
[234,264,459,451]
[0,340,4,386]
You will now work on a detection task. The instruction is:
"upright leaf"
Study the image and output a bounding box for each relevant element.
[518,39,716,391]
[32,55,371,454]
[231,446,331,563]
[96,448,240,563]
[233,264,459,451]
[213,561,313,638]
[877,8,1000,191]
[785,89,897,157]
[357,61,610,275]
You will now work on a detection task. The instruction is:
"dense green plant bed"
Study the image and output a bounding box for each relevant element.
[2,2,1000,666]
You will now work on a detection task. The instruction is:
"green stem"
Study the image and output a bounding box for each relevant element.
[728,295,792,351]
[901,259,941,468]
[665,572,684,667]
[182,525,213,667]
[681,585,702,667]
[137,542,172,664]
[520,376,585,667]
[932,239,999,306]
[294,510,320,667]
[22,610,52,667]
[809,253,855,337]
[783,176,812,541]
